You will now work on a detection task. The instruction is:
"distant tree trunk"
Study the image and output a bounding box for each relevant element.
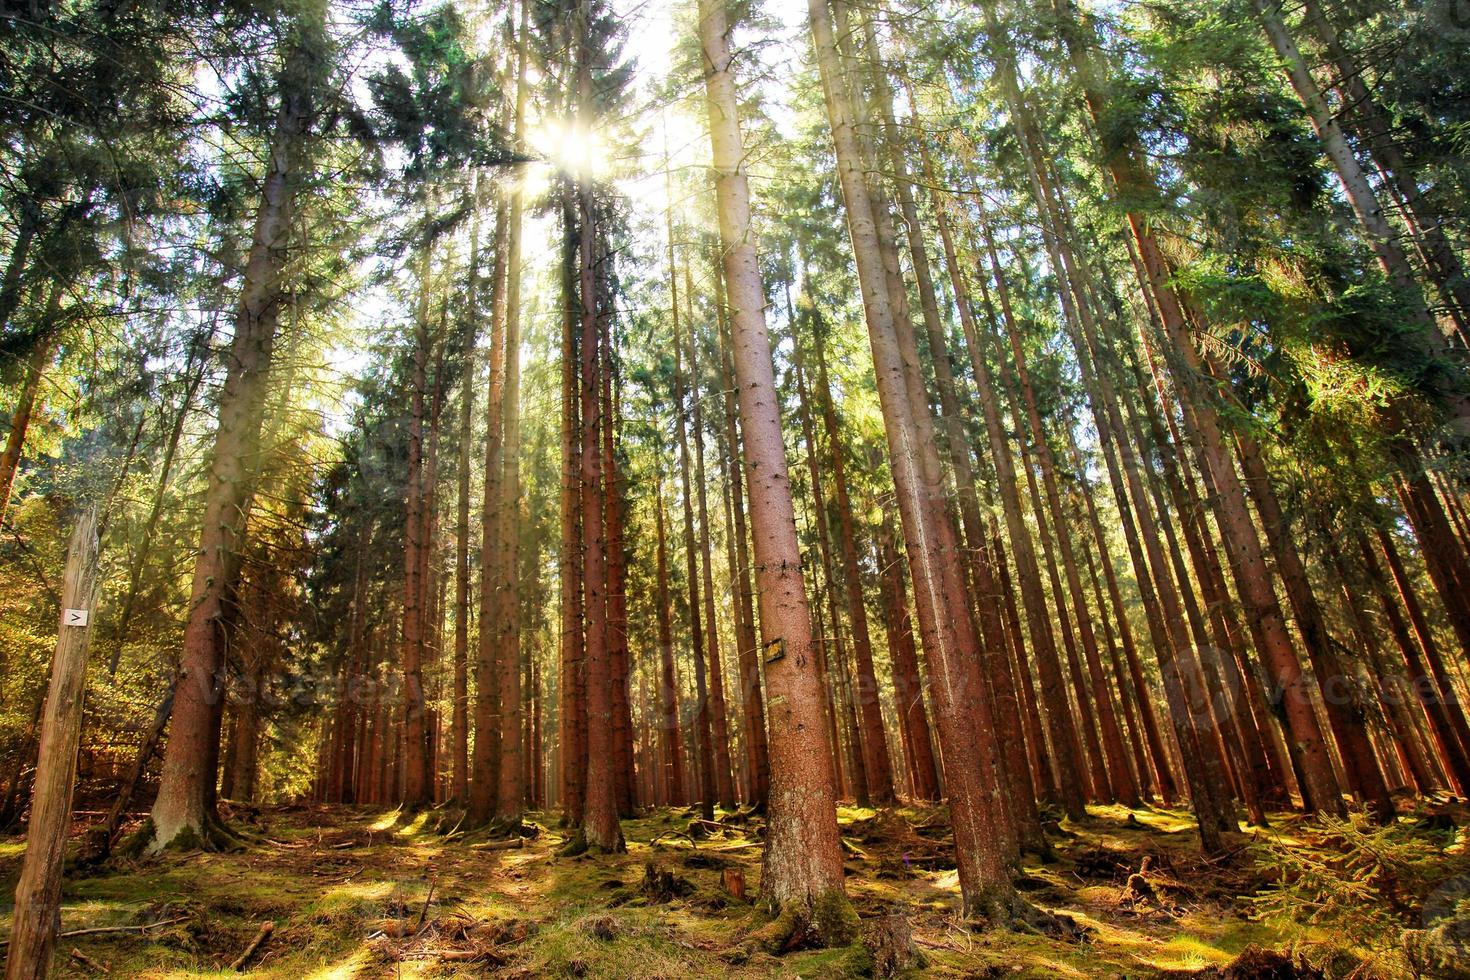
[227,666,261,803]
[556,185,586,828]
[109,337,210,672]
[1126,318,1292,806]
[964,238,1090,822]
[690,311,737,810]
[400,245,436,809]
[1298,0,1470,334]
[794,347,870,806]
[1325,538,1440,795]
[1000,319,1137,805]
[714,295,768,809]
[673,265,717,823]
[1233,433,1394,819]
[652,476,685,806]
[700,0,850,930]
[451,175,484,806]
[1372,530,1470,778]
[876,516,941,801]
[147,30,315,850]
[603,303,634,817]
[0,285,61,526]
[1049,0,1343,819]
[810,331,896,806]
[1395,473,1470,657]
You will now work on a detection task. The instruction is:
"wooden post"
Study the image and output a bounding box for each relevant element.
[6,505,100,980]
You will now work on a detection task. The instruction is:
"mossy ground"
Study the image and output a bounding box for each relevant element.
[0,801,1406,977]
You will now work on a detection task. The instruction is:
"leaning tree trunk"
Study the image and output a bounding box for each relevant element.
[147,33,314,850]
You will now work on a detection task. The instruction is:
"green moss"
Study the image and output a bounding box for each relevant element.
[811,888,860,947]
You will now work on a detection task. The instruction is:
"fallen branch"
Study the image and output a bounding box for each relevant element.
[230,921,274,971]
[0,916,189,947]
[649,830,698,848]
[468,838,524,851]
[69,949,109,975]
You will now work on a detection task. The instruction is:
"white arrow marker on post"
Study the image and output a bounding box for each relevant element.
[63,609,90,627]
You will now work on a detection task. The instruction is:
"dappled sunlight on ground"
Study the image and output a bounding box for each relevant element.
[0,799,1423,977]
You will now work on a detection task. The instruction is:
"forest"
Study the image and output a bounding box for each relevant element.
[2,0,1470,975]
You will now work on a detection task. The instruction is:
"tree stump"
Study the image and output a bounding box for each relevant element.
[861,913,923,978]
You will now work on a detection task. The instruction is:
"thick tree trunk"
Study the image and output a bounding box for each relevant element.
[574,28,622,850]
[699,0,850,932]
[811,0,1019,919]
[148,35,314,849]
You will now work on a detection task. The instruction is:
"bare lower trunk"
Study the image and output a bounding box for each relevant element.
[701,0,849,931]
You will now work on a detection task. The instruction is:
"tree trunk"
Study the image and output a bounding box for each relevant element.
[653,476,685,806]
[400,245,435,809]
[556,184,586,828]
[714,291,769,809]
[699,0,850,930]
[810,0,1019,919]
[147,32,314,849]
[5,507,99,980]
[573,25,622,849]
[876,516,941,801]
[493,0,530,825]
[451,175,484,806]
[691,309,737,810]
[0,286,61,526]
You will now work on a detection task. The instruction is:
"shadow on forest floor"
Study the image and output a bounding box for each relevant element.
[0,799,1456,977]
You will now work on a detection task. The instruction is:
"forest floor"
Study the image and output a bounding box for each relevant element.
[0,798,1463,978]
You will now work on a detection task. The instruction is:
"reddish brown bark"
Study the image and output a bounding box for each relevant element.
[811,0,1018,917]
[148,36,315,848]
[701,0,849,923]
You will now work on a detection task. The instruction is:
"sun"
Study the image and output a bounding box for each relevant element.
[527,119,604,179]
